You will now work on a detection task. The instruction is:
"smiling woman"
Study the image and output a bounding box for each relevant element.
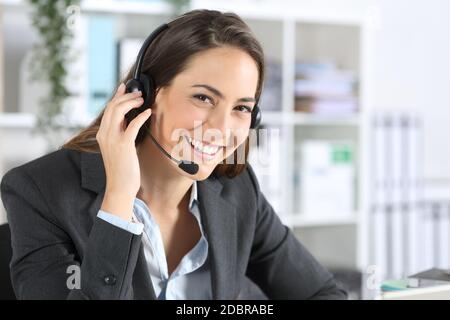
[64,10,265,179]
[0,9,347,300]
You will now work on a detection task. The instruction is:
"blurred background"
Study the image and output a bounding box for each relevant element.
[0,0,449,299]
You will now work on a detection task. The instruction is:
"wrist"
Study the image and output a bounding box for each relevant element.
[101,190,135,221]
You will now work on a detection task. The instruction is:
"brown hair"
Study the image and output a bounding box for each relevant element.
[62,9,265,178]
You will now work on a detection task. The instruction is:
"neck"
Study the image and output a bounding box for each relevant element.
[136,134,194,214]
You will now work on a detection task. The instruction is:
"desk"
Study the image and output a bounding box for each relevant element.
[377,284,450,300]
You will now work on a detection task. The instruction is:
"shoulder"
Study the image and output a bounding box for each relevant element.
[0,148,87,228]
[1,148,82,197]
[214,164,261,206]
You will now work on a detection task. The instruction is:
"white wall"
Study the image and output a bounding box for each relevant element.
[2,6,37,113]
[370,0,450,182]
[198,0,450,181]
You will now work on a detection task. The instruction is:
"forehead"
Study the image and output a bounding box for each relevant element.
[174,46,259,97]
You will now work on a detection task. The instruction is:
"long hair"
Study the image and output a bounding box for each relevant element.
[62,9,265,178]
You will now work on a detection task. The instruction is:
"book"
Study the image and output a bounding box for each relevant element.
[298,140,355,219]
[407,268,450,288]
[294,62,358,115]
[380,283,450,300]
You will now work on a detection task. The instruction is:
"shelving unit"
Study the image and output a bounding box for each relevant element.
[0,0,376,297]
[228,4,372,282]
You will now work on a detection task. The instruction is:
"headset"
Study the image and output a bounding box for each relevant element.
[125,23,262,175]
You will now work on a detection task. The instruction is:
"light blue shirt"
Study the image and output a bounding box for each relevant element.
[97,181,212,299]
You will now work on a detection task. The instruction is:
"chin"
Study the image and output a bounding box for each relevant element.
[192,170,214,181]
[186,161,218,181]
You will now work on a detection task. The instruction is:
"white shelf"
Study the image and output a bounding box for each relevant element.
[281,213,358,228]
[81,0,172,16]
[0,113,35,128]
[261,111,360,126]
[0,0,22,6]
[0,113,92,129]
[291,112,360,126]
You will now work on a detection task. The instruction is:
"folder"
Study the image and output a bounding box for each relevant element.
[407,114,422,275]
[391,113,404,279]
[439,203,450,269]
[87,15,117,118]
[372,113,388,281]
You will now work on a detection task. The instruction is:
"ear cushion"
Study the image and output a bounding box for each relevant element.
[124,73,155,128]
[250,105,261,129]
[139,73,156,109]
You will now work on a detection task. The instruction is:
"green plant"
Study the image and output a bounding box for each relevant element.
[165,0,191,15]
[27,0,190,150]
[27,0,80,148]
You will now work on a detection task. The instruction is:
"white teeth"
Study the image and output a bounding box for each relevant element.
[186,136,220,155]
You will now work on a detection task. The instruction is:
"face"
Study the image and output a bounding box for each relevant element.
[149,46,259,180]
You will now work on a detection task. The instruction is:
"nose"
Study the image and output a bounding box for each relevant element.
[206,108,234,146]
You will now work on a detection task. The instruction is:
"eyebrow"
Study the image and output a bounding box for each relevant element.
[191,84,256,103]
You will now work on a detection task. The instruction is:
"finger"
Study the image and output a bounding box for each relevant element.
[124,108,152,141]
[113,83,126,100]
[113,90,142,106]
[103,92,143,125]
[110,97,145,126]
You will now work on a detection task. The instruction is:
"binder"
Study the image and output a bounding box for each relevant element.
[441,204,450,269]
[433,202,450,269]
[372,113,388,281]
[400,114,410,277]
[418,202,434,272]
[87,15,117,118]
[431,203,442,268]
[408,114,422,275]
[370,112,425,281]
[391,113,404,279]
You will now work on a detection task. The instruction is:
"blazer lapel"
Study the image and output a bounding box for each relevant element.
[79,151,156,300]
[197,177,237,300]
[132,244,157,299]
[79,151,238,300]
[80,152,110,227]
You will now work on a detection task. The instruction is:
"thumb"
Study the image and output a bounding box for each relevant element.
[124,108,152,141]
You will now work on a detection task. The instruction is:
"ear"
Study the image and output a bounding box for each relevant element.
[152,87,165,111]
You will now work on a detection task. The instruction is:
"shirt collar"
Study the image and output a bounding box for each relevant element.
[133,180,199,224]
[188,180,198,209]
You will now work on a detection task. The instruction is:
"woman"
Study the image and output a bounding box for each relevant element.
[0,9,347,300]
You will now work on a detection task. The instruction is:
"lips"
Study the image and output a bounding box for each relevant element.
[185,136,223,156]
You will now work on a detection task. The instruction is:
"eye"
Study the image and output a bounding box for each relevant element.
[193,94,214,105]
[234,105,253,113]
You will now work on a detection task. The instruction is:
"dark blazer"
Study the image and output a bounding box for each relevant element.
[0,148,347,300]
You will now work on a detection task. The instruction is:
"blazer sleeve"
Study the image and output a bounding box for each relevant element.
[245,165,348,300]
[0,167,142,300]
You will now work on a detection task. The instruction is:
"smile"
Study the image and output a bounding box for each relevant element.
[184,136,223,157]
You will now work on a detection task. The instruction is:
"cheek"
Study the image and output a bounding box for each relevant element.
[184,107,208,129]
[221,129,249,159]
[167,99,207,130]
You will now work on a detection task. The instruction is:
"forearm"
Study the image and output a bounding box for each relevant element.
[100,189,135,221]
[308,276,348,300]
[72,217,142,299]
